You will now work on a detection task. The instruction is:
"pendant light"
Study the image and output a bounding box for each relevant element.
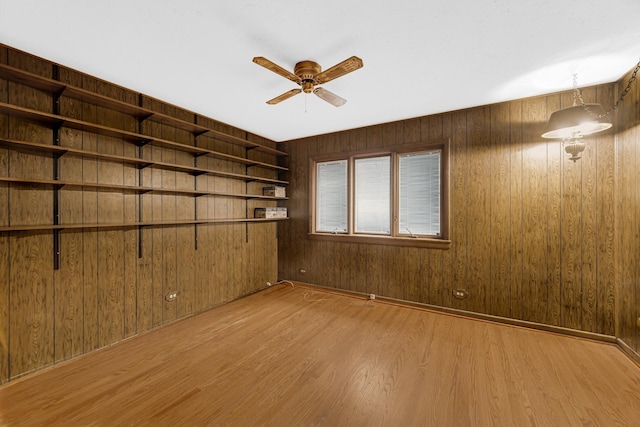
[541,101,612,162]
[542,60,640,162]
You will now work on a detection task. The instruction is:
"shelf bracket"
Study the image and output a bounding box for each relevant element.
[135,139,153,148]
[52,75,62,270]
[137,162,153,170]
[137,113,145,258]
[138,112,154,122]
[193,133,199,250]
[137,94,154,123]
[52,153,61,270]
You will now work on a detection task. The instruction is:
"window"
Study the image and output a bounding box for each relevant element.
[316,160,348,233]
[310,140,450,248]
[355,156,390,234]
[398,151,440,236]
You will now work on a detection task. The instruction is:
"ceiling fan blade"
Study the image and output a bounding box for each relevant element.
[315,56,363,84]
[253,57,300,83]
[313,87,347,107]
[266,88,302,105]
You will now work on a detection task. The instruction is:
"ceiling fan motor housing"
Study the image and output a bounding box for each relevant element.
[295,60,321,93]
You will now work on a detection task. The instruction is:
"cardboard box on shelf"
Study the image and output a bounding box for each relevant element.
[254,207,288,219]
[263,186,286,198]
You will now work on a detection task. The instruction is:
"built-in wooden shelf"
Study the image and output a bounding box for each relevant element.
[0,61,288,265]
[0,176,287,200]
[0,137,288,186]
[0,63,287,157]
[0,217,288,233]
[0,104,289,176]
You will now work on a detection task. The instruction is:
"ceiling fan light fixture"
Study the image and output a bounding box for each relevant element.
[541,104,612,139]
[253,55,363,107]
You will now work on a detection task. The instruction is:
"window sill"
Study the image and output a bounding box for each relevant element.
[308,232,451,249]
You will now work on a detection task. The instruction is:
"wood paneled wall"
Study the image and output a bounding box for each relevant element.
[278,82,623,338]
[617,66,640,358]
[0,47,279,383]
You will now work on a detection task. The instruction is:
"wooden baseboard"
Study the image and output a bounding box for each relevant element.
[287,281,618,345]
[617,338,640,367]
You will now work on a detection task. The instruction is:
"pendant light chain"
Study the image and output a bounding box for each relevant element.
[574,58,640,119]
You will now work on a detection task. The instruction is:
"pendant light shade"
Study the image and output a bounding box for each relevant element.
[541,104,612,139]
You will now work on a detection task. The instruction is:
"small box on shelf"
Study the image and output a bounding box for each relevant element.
[254,207,275,218]
[263,185,286,198]
[254,207,288,219]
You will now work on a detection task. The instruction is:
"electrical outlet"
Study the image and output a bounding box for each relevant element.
[299,268,307,274]
[452,289,469,299]
[165,291,178,302]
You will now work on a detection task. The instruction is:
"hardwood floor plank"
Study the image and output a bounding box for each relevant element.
[0,284,639,426]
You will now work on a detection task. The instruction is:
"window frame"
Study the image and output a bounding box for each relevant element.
[309,140,450,249]
[353,154,392,235]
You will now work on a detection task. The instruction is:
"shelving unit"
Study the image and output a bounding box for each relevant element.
[0,61,288,268]
[0,103,288,174]
[0,63,287,156]
[0,137,287,186]
[0,217,286,233]
[0,175,287,200]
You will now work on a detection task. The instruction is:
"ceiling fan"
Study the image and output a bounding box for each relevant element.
[252,56,363,107]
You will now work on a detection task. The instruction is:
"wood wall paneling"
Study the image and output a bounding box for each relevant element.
[0,44,282,381]
[56,66,85,363]
[520,96,549,325]
[80,74,100,354]
[95,80,126,349]
[160,103,178,324]
[560,89,584,331]
[9,231,54,378]
[0,45,8,383]
[630,73,639,352]
[55,226,84,363]
[450,110,468,311]
[489,102,512,318]
[7,52,55,379]
[278,82,624,339]
[580,88,599,334]
[0,233,7,383]
[434,113,452,309]
[508,101,524,320]
[466,106,491,314]
[174,107,195,319]
[121,87,138,339]
[617,67,639,353]
[545,94,562,329]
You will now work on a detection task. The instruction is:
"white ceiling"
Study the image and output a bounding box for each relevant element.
[1,0,640,142]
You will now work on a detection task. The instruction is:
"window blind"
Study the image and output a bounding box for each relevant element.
[354,156,390,234]
[316,160,348,232]
[399,151,440,236]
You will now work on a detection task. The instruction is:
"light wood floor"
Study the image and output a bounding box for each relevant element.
[1,284,640,426]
